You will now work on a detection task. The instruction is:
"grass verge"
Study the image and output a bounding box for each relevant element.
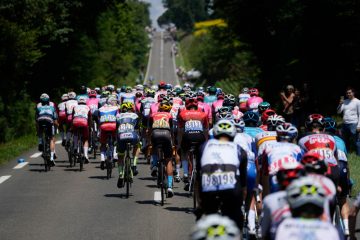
[349,152,360,198]
[0,134,37,165]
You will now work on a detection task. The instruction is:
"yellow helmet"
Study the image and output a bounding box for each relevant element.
[120,102,134,112]
[159,101,172,112]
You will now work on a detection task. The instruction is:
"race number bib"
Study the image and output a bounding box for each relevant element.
[119,132,134,140]
[152,118,170,129]
[269,156,297,175]
[74,109,88,119]
[118,123,135,133]
[309,149,337,165]
[202,171,236,192]
[100,114,116,123]
[185,120,203,132]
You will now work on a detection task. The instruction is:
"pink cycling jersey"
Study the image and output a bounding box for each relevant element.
[86,97,99,115]
[246,96,263,112]
[212,99,224,114]
[198,101,212,122]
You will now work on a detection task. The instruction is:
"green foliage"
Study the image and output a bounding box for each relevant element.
[0,134,38,165]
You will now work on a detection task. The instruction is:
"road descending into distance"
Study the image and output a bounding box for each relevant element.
[0,31,194,240]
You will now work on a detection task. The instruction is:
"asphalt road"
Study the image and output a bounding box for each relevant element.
[144,31,179,86]
[0,143,195,240]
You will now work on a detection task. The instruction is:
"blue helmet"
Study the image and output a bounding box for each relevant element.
[324,117,337,133]
[243,111,260,126]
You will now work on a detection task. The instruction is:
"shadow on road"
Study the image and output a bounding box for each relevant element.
[138,177,156,181]
[63,168,81,172]
[174,192,191,198]
[89,176,108,180]
[28,163,43,166]
[164,206,194,214]
[28,169,47,172]
[104,193,132,198]
[146,184,159,189]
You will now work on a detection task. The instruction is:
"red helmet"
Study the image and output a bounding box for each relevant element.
[276,161,305,189]
[217,92,225,100]
[305,113,324,129]
[89,90,97,98]
[249,88,259,97]
[157,93,165,102]
[158,81,166,89]
[261,109,276,123]
[300,151,328,175]
[185,98,198,109]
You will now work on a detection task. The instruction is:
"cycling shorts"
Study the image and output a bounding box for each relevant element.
[247,162,257,192]
[338,161,349,197]
[100,123,117,144]
[326,164,340,189]
[118,132,139,153]
[151,129,173,158]
[58,111,67,124]
[181,131,206,150]
[72,125,89,141]
[38,120,55,137]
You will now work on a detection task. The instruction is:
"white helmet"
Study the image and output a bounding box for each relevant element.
[286,176,326,211]
[107,96,118,106]
[190,214,241,240]
[61,93,69,101]
[135,84,144,91]
[68,92,76,99]
[77,96,87,104]
[233,118,245,133]
[213,119,237,140]
[276,122,298,142]
[151,85,159,91]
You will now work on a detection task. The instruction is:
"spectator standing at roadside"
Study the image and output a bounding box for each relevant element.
[337,87,360,156]
[280,84,295,122]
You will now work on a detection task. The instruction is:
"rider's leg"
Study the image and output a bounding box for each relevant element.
[50,136,56,161]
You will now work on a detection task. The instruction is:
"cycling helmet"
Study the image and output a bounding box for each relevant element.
[125,86,133,93]
[101,91,110,98]
[218,106,232,114]
[197,92,205,101]
[286,176,327,217]
[323,117,337,134]
[151,84,159,91]
[107,84,115,92]
[94,87,101,94]
[116,88,121,94]
[208,86,217,95]
[197,86,204,92]
[165,83,173,90]
[121,85,127,93]
[233,118,245,133]
[184,83,191,88]
[79,85,87,94]
[261,109,276,123]
[77,96,87,105]
[276,161,306,189]
[120,102,134,112]
[159,101,172,112]
[213,119,237,140]
[89,90,97,98]
[217,92,225,100]
[249,88,259,97]
[40,93,50,104]
[242,111,260,127]
[158,81,166,89]
[157,93,166,102]
[215,111,234,122]
[167,89,175,97]
[68,92,76,100]
[162,95,172,103]
[266,114,285,131]
[258,101,271,113]
[276,122,298,142]
[190,214,240,240]
[107,96,118,106]
[300,151,328,175]
[305,113,324,129]
[216,88,223,95]
[135,84,144,91]
[146,89,155,98]
[241,87,249,94]
[135,91,143,98]
[185,98,198,109]
[61,93,68,101]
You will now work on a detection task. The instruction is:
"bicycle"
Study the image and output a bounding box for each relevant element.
[187,144,198,209]
[105,132,115,179]
[156,144,167,206]
[40,123,52,172]
[333,197,347,238]
[123,142,133,198]
[89,120,98,159]
[73,127,85,171]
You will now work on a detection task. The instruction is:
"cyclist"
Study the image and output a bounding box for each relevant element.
[239,87,250,112]
[275,176,341,240]
[260,123,303,196]
[197,119,247,229]
[98,96,119,170]
[35,93,58,166]
[65,92,78,147]
[71,96,92,163]
[196,92,213,127]
[149,100,175,197]
[261,160,306,240]
[116,102,140,188]
[178,96,209,189]
[76,85,89,101]
[139,89,156,153]
[298,114,340,191]
[58,93,69,146]
[155,81,168,100]
[99,90,110,107]
[204,86,217,107]
[246,88,263,112]
[190,213,241,240]
[212,92,225,117]
[259,109,277,131]
[300,152,337,223]
[120,86,136,106]
[258,101,271,115]
[87,90,100,153]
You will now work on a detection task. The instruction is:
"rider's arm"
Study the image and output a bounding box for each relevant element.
[238,146,248,199]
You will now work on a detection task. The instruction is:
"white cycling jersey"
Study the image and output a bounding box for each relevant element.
[234,132,255,163]
[275,218,340,240]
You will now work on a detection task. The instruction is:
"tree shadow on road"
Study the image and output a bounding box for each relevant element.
[104,193,133,199]
[138,177,156,181]
[89,176,108,180]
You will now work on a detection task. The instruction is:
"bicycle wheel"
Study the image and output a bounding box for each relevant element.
[106,157,112,179]
[125,155,131,198]
[192,171,197,209]
[43,136,49,172]
[159,159,165,206]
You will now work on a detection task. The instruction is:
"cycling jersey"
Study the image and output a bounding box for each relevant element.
[72,105,91,139]
[76,94,89,101]
[212,99,224,114]
[140,97,156,118]
[120,93,136,107]
[232,106,244,120]
[36,104,58,124]
[275,218,340,240]
[117,112,139,152]
[238,93,250,112]
[58,101,67,124]
[256,131,277,156]
[333,135,347,162]
[204,95,217,106]
[65,99,78,123]
[198,101,212,122]
[99,97,107,107]
[98,105,119,144]
[246,96,263,112]
[178,109,209,130]
[298,133,338,166]
[151,112,172,130]
[86,97,100,115]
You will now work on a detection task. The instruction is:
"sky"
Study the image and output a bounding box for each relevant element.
[141,0,166,30]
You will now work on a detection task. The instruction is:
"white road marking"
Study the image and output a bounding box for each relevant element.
[154,191,161,203]
[30,152,42,158]
[0,175,11,184]
[55,140,62,144]
[144,42,153,85]
[13,162,29,169]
